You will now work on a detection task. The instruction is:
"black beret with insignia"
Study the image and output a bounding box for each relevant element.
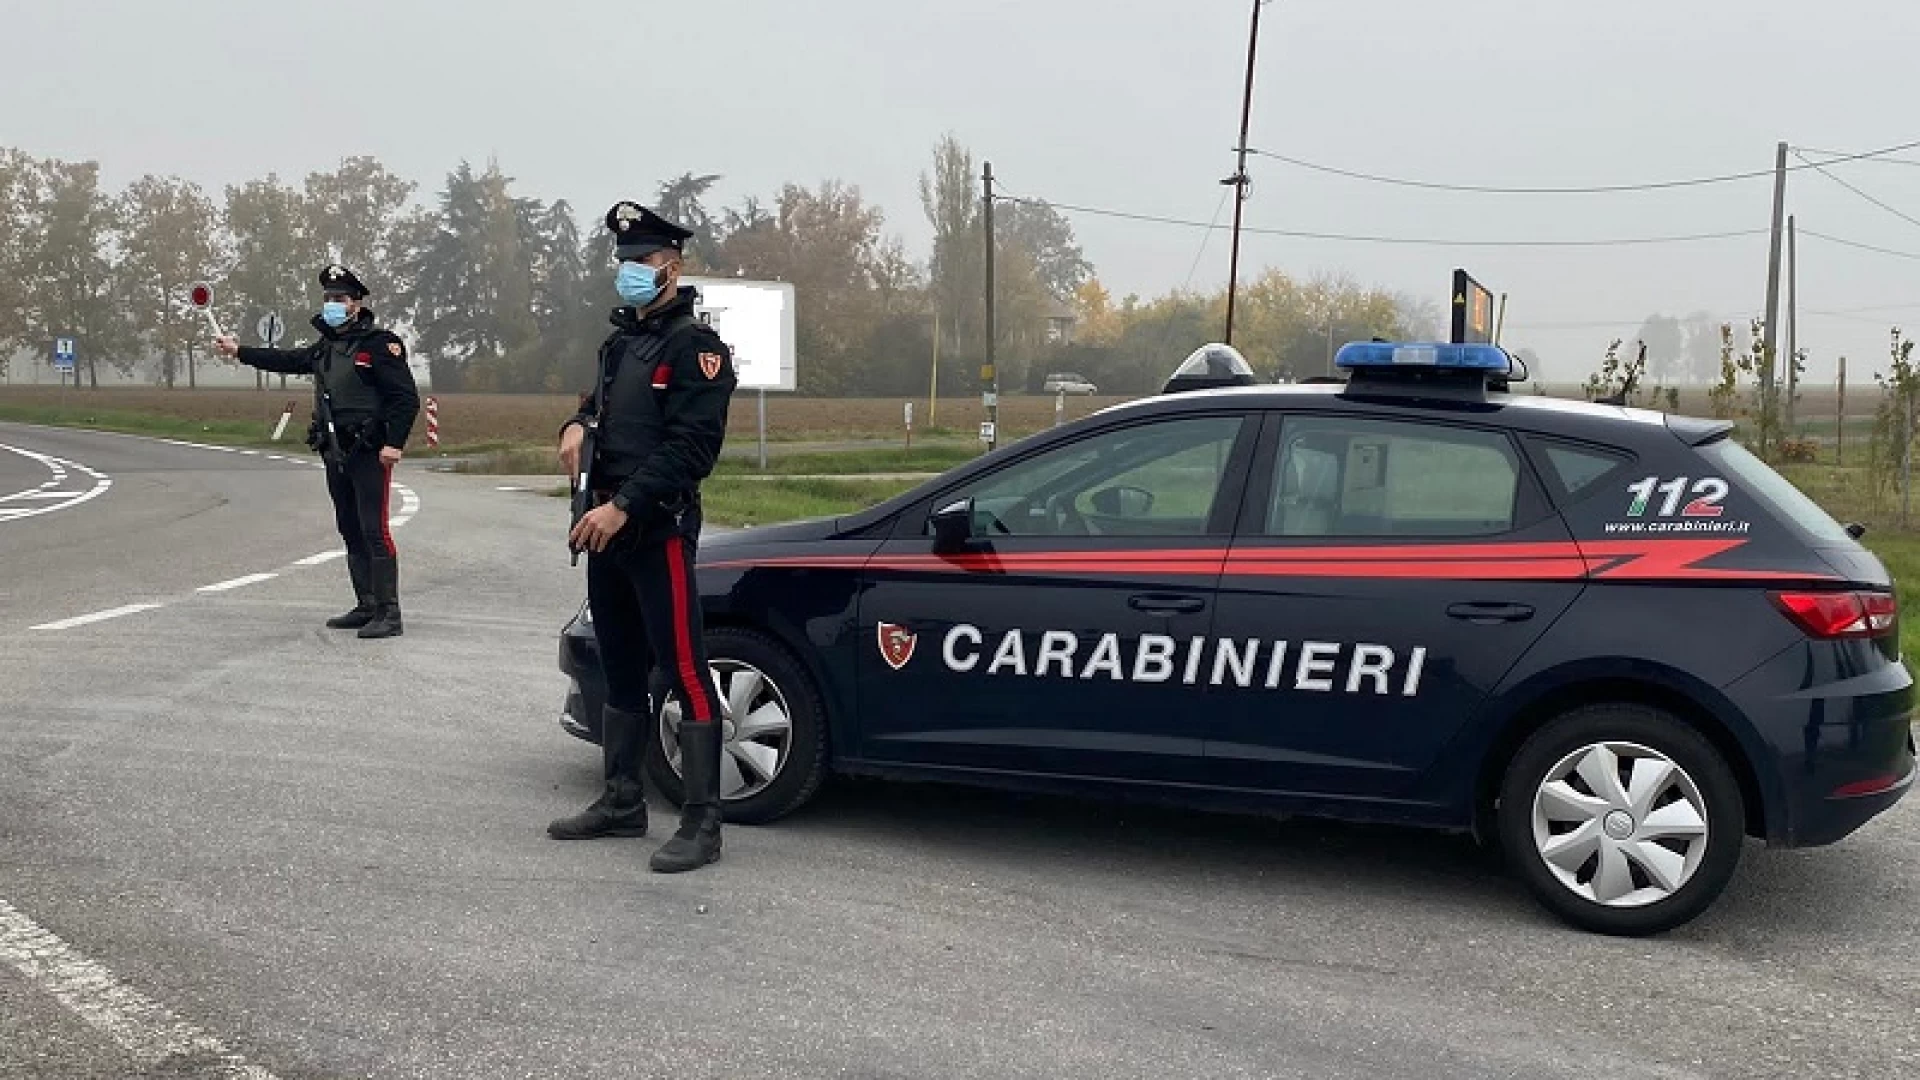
[606,201,693,260]
[318,263,369,299]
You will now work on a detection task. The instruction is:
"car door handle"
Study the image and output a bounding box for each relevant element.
[1129,594,1207,616]
[1447,602,1535,624]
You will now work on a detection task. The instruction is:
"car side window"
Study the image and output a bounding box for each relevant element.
[946,415,1245,538]
[1266,415,1520,537]
[1532,439,1632,502]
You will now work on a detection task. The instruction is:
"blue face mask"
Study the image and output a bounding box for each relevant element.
[321,301,350,328]
[615,262,662,307]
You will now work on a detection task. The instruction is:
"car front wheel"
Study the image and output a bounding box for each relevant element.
[646,627,830,826]
[1497,704,1745,937]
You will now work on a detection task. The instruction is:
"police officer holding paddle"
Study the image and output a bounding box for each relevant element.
[548,202,738,874]
[213,264,420,639]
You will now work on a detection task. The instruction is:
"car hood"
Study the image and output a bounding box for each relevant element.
[702,516,845,549]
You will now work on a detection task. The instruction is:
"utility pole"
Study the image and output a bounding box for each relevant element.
[1761,140,1788,457]
[983,160,998,453]
[1222,0,1263,345]
[1786,213,1798,430]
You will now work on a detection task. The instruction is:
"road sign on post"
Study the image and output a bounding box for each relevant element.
[52,337,76,372]
[683,276,797,471]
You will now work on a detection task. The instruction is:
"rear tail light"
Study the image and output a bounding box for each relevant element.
[1770,590,1898,639]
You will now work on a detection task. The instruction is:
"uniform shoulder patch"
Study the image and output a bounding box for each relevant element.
[387,341,404,357]
[698,351,725,380]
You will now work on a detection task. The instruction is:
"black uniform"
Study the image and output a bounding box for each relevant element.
[236,265,420,638]
[547,203,738,875]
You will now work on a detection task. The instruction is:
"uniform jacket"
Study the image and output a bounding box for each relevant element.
[571,287,738,517]
[237,308,421,450]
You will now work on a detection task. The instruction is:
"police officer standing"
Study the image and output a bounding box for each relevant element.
[547,202,738,874]
[213,265,420,639]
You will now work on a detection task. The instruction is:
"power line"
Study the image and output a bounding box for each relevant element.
[1791,150,1920,233]
[996,194,1766,248]
[1796,147,1920,168]
[1236,138,1920,195]
[1798,228,1920,261]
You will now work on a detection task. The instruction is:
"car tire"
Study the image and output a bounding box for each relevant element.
[1496,704,1745,937]
[646,626,830,826]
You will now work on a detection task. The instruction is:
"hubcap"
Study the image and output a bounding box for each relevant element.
[1530,741,1711,909]
[660,660,794,802]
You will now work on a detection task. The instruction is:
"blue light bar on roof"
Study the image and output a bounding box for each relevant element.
[1334,341,1514,372]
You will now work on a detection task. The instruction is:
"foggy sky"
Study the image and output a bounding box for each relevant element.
[8,0,1919,384]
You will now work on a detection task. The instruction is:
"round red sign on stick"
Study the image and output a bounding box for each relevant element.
[188,281,224,337]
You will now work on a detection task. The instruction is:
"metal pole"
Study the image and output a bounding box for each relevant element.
[757,389,767,471]
[984,160,998,452]
[1837,355,1847,466]
[1761,140,1788,458]
[1223,0,1262,346]
[1786,214,1798,430]
[930,309,940,427]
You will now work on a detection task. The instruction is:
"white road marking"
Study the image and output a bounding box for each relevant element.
[496,485,525,491]
[0,444,112,523]
[293,551,346,566]
[198,573,278,593]
[0,490,86,501]
[0,898,278,1078]
[389,483,421,530]
[30,604,164,631]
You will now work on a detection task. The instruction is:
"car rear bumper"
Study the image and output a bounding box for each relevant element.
[1731,644,1917,847]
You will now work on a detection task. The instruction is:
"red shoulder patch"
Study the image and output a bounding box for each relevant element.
[354,351,372,368]
[698,352,724,380]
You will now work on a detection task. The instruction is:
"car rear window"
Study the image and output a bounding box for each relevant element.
[1696,437,1856,546]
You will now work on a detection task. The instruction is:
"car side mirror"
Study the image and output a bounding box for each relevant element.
[1089,485,1154,518]
[1846,521,1868,540]
[930,497,977,550]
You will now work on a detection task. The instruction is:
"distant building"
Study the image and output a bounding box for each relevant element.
[1044,299,1078,346]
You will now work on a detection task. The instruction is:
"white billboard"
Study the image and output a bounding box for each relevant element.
[685,277,796,392]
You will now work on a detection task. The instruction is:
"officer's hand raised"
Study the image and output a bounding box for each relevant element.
[213,335,239,358]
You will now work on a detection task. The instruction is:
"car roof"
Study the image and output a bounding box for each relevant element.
[1093,383,1682,439]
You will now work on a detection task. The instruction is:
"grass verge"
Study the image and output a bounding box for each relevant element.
[459,444,977,478]
[547,474,923,529]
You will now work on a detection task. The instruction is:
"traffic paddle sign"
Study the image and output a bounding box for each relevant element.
[188,281,224,337]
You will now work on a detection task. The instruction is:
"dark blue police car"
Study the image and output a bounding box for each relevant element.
[558,340,1913,936]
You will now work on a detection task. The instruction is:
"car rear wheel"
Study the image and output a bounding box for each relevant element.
[1497,704,1745,937]
[647,627,829,826]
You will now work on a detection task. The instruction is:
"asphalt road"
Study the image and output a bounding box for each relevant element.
[1,421,1916,1080]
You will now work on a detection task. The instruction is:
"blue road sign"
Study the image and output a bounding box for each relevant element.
[52,337,75,371]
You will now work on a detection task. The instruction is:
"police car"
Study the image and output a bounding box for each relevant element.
[558,340,1914,936]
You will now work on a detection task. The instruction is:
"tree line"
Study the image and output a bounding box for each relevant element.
[0,136,1436,395]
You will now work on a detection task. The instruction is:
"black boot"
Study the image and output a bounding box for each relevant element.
[650,719,723,872]
[548,706,650,839]
[357,555,404,639]
[325,555,375,629]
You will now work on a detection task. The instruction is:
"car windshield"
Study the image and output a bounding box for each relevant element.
[1696,437,1856,546]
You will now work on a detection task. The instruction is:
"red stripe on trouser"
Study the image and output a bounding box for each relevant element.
[379,462,396,556]
[666,535,715,723]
